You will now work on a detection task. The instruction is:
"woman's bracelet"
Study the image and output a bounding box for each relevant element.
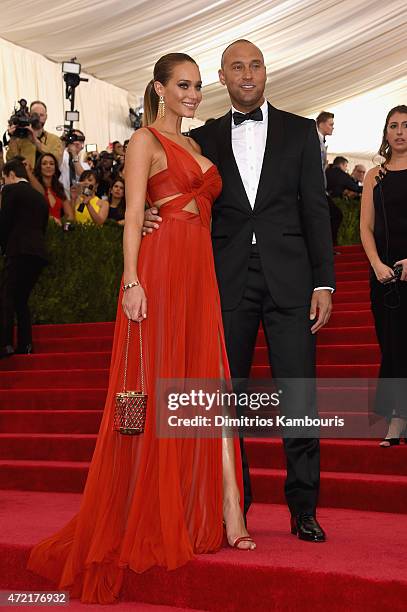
[122,280,140,291]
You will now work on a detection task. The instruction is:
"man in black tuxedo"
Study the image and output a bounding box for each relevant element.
[0,159,48,357]
[144,40,335,541]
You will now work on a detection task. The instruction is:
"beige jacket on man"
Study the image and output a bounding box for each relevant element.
[6,131,63,167]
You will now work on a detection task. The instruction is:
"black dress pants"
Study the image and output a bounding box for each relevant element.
[221,246,320,517]
[0,255,45,348]
[370,275,407,420]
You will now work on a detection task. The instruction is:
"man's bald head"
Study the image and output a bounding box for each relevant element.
[221,39,264,69]
[219,39,267,113]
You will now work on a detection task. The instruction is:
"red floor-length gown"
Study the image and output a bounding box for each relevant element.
[27,127,243,603]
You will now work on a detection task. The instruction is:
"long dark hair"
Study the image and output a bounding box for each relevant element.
[108,178,126,217]
[34,153,66,200]
[143,53,198,126]
[379,105,407,164]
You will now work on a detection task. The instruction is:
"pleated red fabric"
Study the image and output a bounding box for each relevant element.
[27,127,243,603]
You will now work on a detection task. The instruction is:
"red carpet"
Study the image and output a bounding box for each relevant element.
[1,245,407,610]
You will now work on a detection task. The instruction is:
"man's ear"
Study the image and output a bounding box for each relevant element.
[218,69,226,86]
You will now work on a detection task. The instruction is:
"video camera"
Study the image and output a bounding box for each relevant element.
[61,130,86,146]
[9,99,42,138]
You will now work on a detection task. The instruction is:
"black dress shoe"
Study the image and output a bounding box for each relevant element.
[0,345,15,358]
[291,513,326,542]
[15,344,33,355]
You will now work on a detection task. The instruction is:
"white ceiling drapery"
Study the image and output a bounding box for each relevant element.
[1,0,407,156]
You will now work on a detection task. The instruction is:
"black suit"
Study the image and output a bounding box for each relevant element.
[0,181,48,349]
[191,104,335,517]
[326,165,362,199]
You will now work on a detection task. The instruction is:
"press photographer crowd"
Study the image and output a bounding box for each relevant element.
[0,97,128,358]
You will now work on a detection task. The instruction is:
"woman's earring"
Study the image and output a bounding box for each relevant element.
[158,95,165,119]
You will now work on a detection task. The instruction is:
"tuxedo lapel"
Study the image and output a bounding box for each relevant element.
[217,111,252,213]
[253,103,284,211]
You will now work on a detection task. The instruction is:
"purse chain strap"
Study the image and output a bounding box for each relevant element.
[122,319,145,393]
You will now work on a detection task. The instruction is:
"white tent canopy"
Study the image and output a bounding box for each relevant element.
[1,0,407,157]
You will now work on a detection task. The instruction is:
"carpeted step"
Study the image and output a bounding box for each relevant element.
[0,388,105,410]
[335,260,369,272]
[1,460,406,513]
[29,326,381,356]
[34,336,114,353]
[0,433,97,462]
[0,352,112,371]
[30,325,378,355]
[333,290,369,303]
[245,438,407,475]
[0,410,102,433]
[326,310,373,326]
[253,344,380,365]
[3,435,405,475]
[0,345,381,372]
[1,364,380,388]
[32,321,115,339]
[0,369,109,389]
[251,364,379,378]
[335,280,369,291]
[335,269,369,281]
[250,468,407,513]
[331,252,368,263]
[329,302,370,311]
[2,491,406,612]
[317,326,376,344]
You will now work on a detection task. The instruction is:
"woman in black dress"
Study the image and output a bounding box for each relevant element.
[107,178,126,225]
[360,105,407,446]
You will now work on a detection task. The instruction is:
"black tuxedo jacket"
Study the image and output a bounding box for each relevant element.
[0,181,48,260]
[190,103,335,310]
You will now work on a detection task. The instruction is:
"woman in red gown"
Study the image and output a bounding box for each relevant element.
[34,153,73,224]
[28,53,255,604]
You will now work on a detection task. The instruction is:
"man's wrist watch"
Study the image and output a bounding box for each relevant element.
[73,156,80,163]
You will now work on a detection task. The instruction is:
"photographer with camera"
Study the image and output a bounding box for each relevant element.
[6,100,63,168]
[59,129,90,200]
[72,170,108,225]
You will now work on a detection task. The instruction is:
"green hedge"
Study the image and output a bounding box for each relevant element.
[335,198,361,246]
[0,206,361,325]
[6,222,124,324]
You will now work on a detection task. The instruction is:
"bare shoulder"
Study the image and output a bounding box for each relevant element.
[128,127,155,147]
[365,166,380,187]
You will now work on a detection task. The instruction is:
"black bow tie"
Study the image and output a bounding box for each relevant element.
[232,107,263,126]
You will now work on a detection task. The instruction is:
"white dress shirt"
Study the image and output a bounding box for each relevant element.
[59,149,90,200]
[230,100,333,293]
[231,99,268,244]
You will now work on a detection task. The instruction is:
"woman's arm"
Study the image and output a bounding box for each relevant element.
[360,167,394,283]
[22,161,45,195]
[122,129,153,321]
[85,198,109,225]
[62,198,74,221]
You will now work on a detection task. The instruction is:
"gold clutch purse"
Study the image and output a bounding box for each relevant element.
[114,319,147,435]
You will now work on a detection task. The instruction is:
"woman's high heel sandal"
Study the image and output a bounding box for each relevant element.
[379,421,407,447]
[232,535,256,550]
[223,520,256,550]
